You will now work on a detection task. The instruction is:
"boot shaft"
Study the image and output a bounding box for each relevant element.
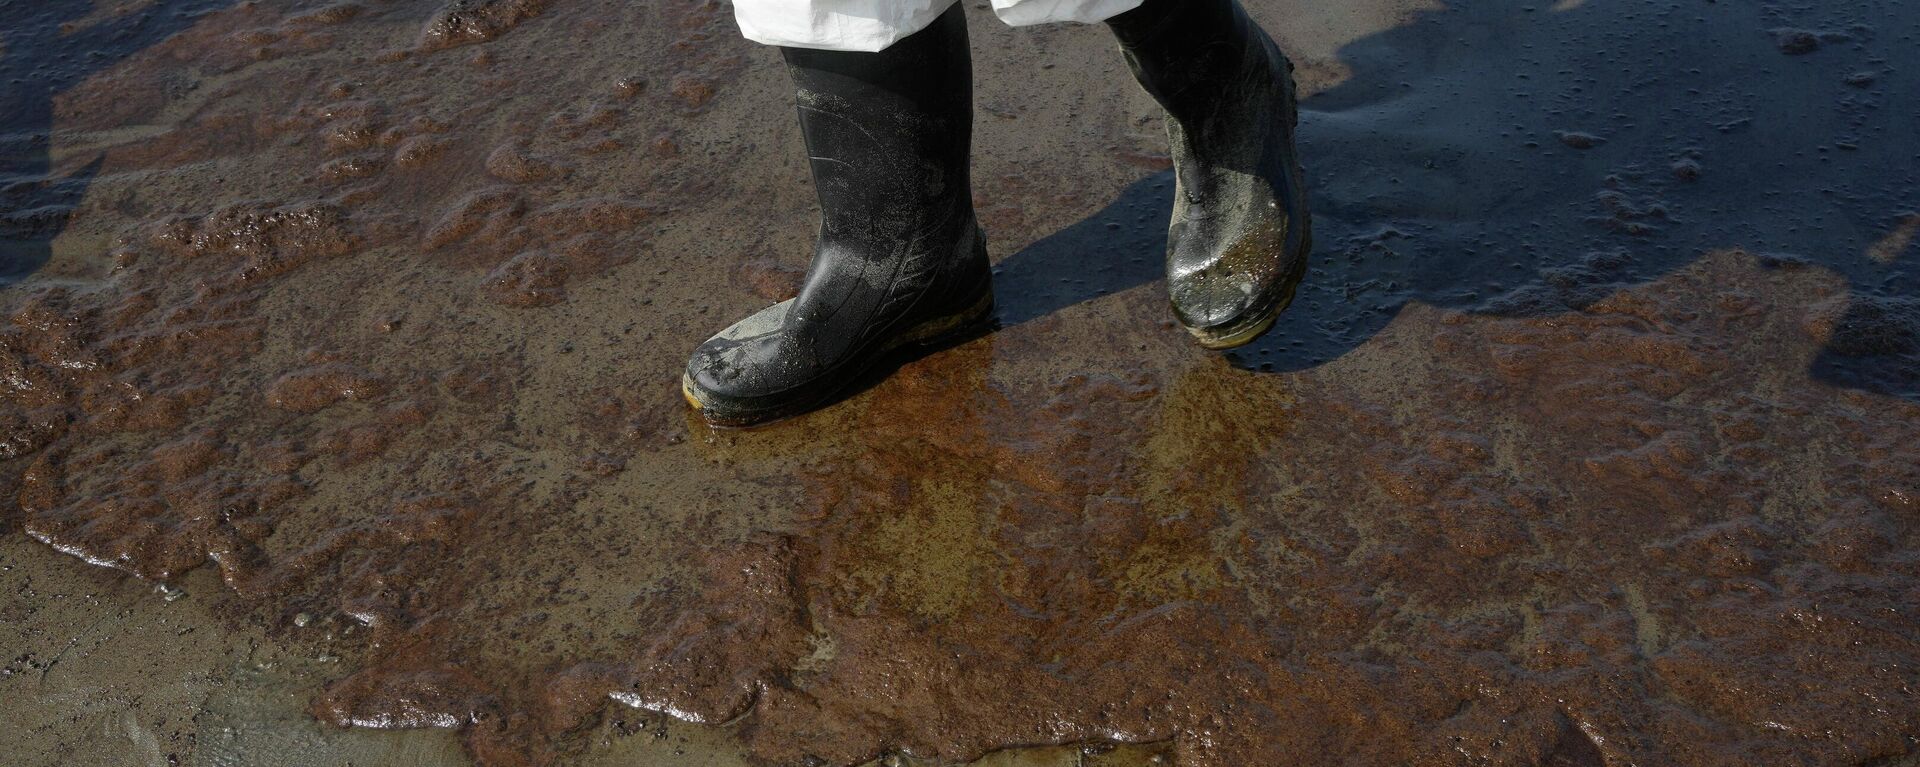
[1106,0,1260,105]
[780,6,976,243]
[1107,0,1289,189]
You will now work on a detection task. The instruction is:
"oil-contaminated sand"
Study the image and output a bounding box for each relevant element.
[3,0,1918,765]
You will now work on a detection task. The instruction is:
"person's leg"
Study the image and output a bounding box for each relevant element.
[684,5,988,426]
[1103,0,1311,349]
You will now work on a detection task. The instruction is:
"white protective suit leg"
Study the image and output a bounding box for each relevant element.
[733,0,1145,52]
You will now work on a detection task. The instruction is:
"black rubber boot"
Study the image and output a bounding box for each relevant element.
[682,6,989,427]
[1108,0,1311,349]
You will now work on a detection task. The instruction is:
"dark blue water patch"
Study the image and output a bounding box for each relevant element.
[1,0,234,286]
[994,0,1920,401]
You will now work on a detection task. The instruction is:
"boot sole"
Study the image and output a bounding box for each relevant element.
[1186,226,1312,350]
[682,286,996,428]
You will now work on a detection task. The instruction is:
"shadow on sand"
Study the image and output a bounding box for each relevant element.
[993,0,1919,401]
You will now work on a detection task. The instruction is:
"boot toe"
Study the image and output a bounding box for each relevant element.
[684,301,807,406]
[1170,271,1262,329]
[1168,221,1286,329]
[1166,230,1308,349]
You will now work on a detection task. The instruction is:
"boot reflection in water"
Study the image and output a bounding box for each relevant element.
[682,0,1311,427]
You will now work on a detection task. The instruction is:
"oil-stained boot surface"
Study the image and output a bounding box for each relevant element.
[1110,0,1312,349]
[683,7,991,427]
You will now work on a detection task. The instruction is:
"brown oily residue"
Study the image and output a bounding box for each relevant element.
[513,251,1918,766]
[5,0,1920,766]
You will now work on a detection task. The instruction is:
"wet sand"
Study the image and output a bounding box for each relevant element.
[3,0,1919,765]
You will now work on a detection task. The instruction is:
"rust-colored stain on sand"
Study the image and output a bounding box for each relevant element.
[3,0,1918,766]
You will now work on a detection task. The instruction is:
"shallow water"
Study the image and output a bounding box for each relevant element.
[2,0,1918,765]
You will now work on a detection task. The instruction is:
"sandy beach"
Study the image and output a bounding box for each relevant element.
[3,0,1918,764]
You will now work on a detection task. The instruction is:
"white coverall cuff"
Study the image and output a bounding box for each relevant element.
[732,0,962,53]
[731,0,1147,52]
[989,0,1144,28]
